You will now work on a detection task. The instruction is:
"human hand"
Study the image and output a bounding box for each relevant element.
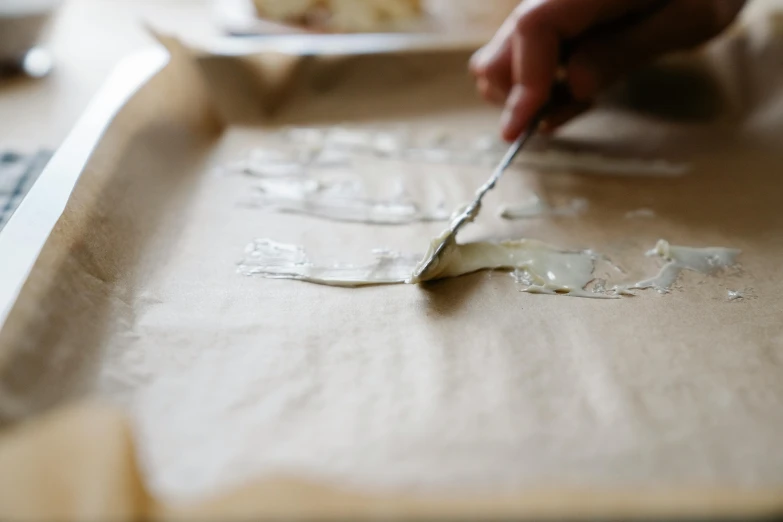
[471,0,745,141]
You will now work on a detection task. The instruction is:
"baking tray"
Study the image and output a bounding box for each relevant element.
[1,24,783,521]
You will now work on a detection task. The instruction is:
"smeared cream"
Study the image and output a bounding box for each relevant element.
[239,238,603,297]
[287,127,407,160]
[229,128,741,300]
[230,149,312,178]
[727,288,756,302]
[256,127,690,175]
[615,240,741,295]
[624,208,656,219]
[470,134,690,176]
[249,178,449,226]
[408,201,481,283]
[499,196,588,220]
[727,289,745,301]
[238,240,419,286]
[517,151,688,177]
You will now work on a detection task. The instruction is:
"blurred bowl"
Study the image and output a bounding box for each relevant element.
[0,0,60,64]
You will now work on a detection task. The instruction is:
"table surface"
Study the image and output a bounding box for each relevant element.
[0,0,215,150]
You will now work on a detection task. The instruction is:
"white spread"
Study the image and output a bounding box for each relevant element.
[237,127,689,175]
[239,238,603,297]
[727,289,745,301]
[230,127,742,300]
[407,201,481,283]
[624,208,657,219]
[517,151,688,177]
[238,240,419,286]
[615,240,741,295]
[499,196,588,220]
[727,288,756,302]
[240,237,743,300]
[249,178,449,225]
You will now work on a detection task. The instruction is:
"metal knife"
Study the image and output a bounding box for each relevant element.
[410,84,570,283]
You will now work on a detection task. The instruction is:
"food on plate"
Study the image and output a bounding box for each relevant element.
[252,0,423,32]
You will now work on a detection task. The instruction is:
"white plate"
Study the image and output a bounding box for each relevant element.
[213,0,516,47]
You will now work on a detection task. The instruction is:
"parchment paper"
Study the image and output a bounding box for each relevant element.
[2,6,783,521]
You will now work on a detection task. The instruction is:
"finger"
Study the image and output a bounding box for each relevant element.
[469,0,658,90]
[482,55,513,106]
[501,25,558,141]
[477,0,662,73]
[470,8,519,102]
[567,0,746,100]
[495,0,663,140]
[469,5,521,76]
[477,77,508,106]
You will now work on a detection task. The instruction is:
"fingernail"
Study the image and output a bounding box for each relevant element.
[477,77,490,94]
[472,35,506,71]
[470,46,491,72]
[489,84,507,106]
[501,84,525,133]
[478,78,506,106]
[478,78,496,104]
[501,106,514,131]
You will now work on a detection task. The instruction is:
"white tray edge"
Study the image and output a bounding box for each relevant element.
[0,47,170,329]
